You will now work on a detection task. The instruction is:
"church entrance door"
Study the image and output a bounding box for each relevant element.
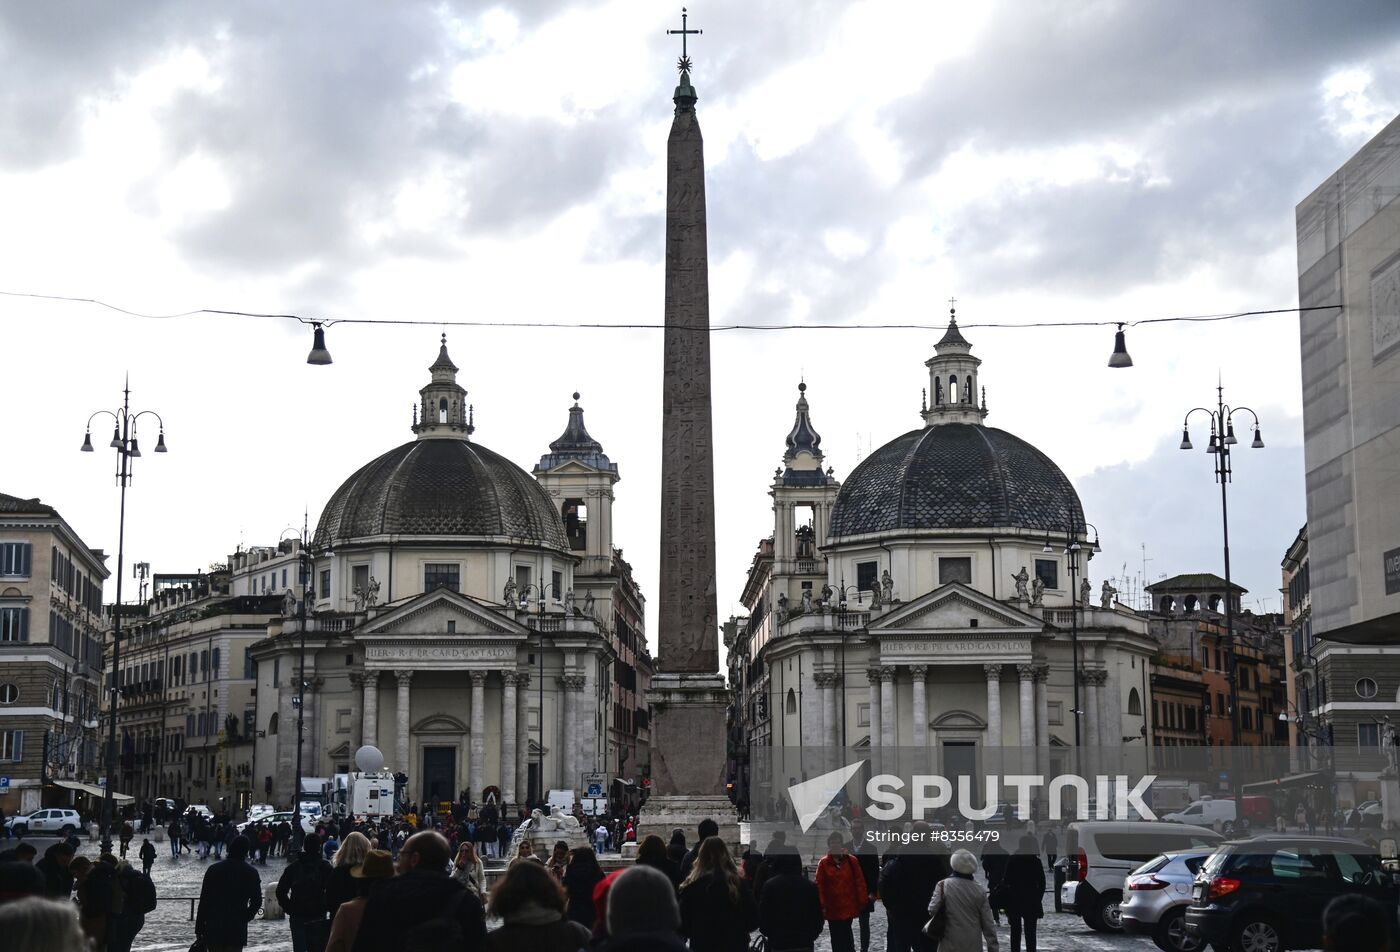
[422,746,456,808]
[942,742,980,805]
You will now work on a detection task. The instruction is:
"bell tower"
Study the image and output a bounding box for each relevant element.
[412,334,474,440]
[922,303,988,427]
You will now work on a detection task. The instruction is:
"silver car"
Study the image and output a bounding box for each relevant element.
[1120,848,1215,952]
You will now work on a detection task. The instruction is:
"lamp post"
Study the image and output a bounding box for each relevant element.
[1182,383,1264,805]
[519,581,562,806]
[81,380,168,855]
[279,519,325,851]
[834,582,866,751]
[1042,520,1100,747]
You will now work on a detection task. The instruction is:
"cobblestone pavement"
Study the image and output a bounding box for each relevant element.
[8,834,1326,952]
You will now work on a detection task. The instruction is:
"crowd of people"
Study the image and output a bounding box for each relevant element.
[4,803,1398,952]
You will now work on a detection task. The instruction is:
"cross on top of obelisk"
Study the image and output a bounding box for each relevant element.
[667,7,701,74]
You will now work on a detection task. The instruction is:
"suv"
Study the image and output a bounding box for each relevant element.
[1121,849,1216,952]
[1186,836,1398,952]
[6,808,81,836]
[1063,821,1223,932]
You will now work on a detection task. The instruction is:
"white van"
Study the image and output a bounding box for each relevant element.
[1061,820,1222,932]
[1161,798,1234,830]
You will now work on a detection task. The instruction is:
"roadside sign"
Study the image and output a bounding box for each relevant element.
[582,797,607,815]
[0,777,9,792]
[582,772,607,799]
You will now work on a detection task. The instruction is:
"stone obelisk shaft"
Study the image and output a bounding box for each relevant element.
[658,73,719,676]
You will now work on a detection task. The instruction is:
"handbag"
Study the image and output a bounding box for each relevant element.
[922,881,947,942]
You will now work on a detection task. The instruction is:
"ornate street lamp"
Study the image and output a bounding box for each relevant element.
[81,379,167,855]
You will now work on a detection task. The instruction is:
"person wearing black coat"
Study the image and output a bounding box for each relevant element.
[35,842,75,898]
[352,831,486,952]
[678,870,759,952]
[562,848,606,929]
[276,834,334,952]
[999,835,1046,952]
[196,836,262,951]
[878,822,950,952]
[850,824,881,952]
[757,850,824,952]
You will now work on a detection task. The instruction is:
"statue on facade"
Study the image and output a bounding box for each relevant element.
[502,576,517,607]
[1099,580,1118,610]
[776,591,789,621]
[365,576,380,608]
[282,590,298,618]
[1012,567,1030,601]
[583,589,594,617]
[352,584,367,611]
[881,569,894,605]
[800,588,813,614]
[820,582,834,611]
[868,582,882,610]
[1030,576,1045,606]
[564,589,575,614]
[1080,578,1093,610]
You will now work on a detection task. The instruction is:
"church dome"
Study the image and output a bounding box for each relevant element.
[826,423,1083,541]
[314,438,569,550]
[313,335,569,551]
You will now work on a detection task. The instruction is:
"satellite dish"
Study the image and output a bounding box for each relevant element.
[354,745,385,773]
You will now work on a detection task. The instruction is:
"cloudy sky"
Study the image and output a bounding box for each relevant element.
[3,1,1398,651]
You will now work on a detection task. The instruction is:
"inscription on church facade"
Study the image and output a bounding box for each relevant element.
[365,644,514,663]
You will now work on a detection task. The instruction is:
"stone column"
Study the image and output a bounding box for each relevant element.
[910,665,929,749]
[515,674,531,805]
[501,672,518,806]
[1034,665,1051,774]
[469,671,487,798]
[1085,670,1102,749]
[561,676,582,792]
[880,667,897,748]
[984,664,1003,747]
[362,671,380,748]
[818,673,838,748]
[1017,665,1036,748]
[866,668,882,750]
[348,673,365,754]
[395,670,413,776]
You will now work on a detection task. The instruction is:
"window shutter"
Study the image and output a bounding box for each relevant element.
[13,730,22,762]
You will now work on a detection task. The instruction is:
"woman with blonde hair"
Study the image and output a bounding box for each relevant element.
[453,839,487,898]
[926,849,998,952]
[324,831,372,917]
[678,836,758,952]
[0,896,88,952]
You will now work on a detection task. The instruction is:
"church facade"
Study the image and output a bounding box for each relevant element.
[730,315,1157,808]
[249,338,647,810]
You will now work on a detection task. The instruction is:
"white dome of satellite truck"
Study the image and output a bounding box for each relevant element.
[355,745,385,773]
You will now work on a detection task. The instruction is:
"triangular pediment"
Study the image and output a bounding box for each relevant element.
[872,582,1041,632]
[357,588,528,639]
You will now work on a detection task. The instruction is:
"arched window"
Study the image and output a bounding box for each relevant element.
[785,688,797,715]
[949,375,959,404]
[1184,595,1198,613]
[1127,687,1142,716]
[1208,594,1222,613]
[439,397,448,423]
[0,683,16,703]
[268,712,279,735]
[1159,595,1175,614]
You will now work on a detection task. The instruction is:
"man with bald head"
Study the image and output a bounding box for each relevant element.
[352,830,485,952]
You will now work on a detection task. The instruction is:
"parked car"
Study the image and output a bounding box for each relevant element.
[5,808,82,837]
[1186,836,1399,952]
[235,811,316,835]
[1120,849,1217,952]
[185,804,213,819]
[246,803,276,821]
[1063,821,1223,932]
[1163,797,1273,834]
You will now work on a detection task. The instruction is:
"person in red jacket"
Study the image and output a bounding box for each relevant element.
[815,831,868,952]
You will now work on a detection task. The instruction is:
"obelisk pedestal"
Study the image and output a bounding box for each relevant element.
[638,53,739,853]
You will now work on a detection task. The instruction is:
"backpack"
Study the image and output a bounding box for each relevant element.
[122,869,158,915]
[284,858,329,919]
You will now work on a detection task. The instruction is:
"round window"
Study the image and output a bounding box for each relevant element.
[0,683,16,703]
[1357,677,1379,699]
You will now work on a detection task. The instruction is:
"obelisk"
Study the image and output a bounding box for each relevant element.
[640,11,739,846]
